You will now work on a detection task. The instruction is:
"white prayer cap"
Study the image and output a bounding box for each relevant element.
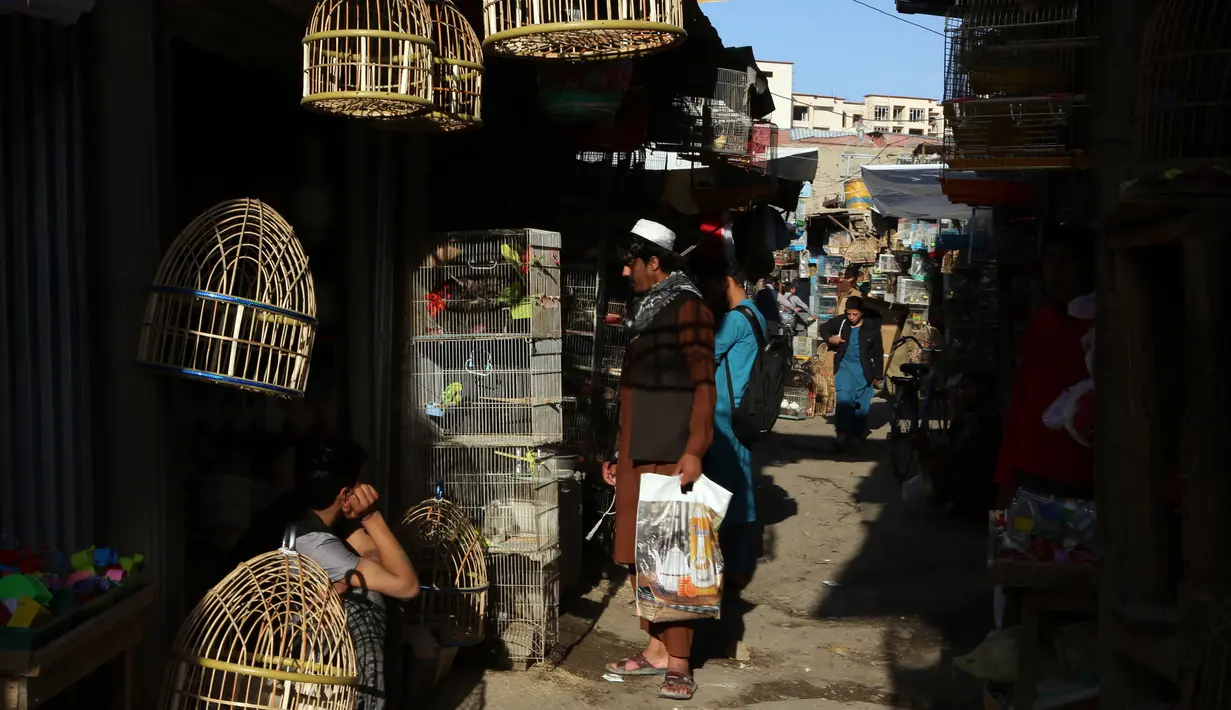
[630,219,676,251]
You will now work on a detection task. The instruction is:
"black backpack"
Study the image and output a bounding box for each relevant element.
[723,306,791,446]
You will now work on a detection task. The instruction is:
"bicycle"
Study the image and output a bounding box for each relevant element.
[887,336,951,483]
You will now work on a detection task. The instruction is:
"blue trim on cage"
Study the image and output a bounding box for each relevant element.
[150,285,319,326]
[136,362,305,398]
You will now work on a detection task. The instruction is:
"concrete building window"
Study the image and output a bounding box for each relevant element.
[793,105,808,122]
[874,105,889,121]
[910,108,925,122]
[893,105,906,120]
[909,128,924,135]
[892,126,903,133]
[852,113,863,123]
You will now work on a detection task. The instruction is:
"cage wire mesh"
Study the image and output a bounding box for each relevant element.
[1136,0,1231,175]
[942,0,1093,172]
[302,0,437,118]
[162,543,357,709]
[653,69,754,160]
[398,497,489,648]
[413,230,562,340]
[407,446,562,559]
[488,554,560,667]
[137,199,317,399]
[482,0,685,60]
[409,336,564,446]
[780,386,810,421]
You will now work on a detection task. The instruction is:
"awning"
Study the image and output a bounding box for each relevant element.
[643,146,818,181]
[860,164,973,220]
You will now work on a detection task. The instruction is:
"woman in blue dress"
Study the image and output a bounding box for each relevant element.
[704,264,767,587]
[819,297,883,452]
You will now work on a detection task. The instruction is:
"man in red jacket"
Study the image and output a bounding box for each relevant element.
[994,224,1096,507]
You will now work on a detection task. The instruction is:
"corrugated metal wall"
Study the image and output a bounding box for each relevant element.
[0,15,95,550]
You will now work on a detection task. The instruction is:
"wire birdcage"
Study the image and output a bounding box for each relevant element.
[942,0,1093,171]
[408,445,562,557]
[409,336,564,445]
[488,554,559,668]
[780,386,810,421]
[137,199,317,399]
[654,69,754,160]
[745,120,779,175]
[399,497,489,648]
[302,0,437,118]
[1136,0,1231,176]
[412,230,562,340]
[563,269,599,335]
[162,535,357,709]
[482,0,685,60]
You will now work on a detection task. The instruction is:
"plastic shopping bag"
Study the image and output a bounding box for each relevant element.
[634,473,733,623]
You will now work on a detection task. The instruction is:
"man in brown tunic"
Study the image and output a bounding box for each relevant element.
[602,219,716,701]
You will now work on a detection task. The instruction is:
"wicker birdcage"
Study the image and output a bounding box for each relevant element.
[388,0,484,132]
[302,0,437,118]
[399,498,489,647]
[137,199,317,399]
[845,236,880,264]
[482,0,686,60]
[1136,0,1231,176]
[162,536,357,709]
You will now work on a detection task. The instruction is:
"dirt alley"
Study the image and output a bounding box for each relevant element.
[428,411,994,710]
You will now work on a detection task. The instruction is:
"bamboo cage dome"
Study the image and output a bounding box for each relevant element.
[137,199,317,399]
[303,0,438,118]
[483,0,686,60]
[1136,0,1231,174]
[399,497,489,647]
[386,0,484,132]
[161,541,358,709]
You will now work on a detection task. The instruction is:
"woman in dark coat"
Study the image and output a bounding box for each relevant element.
[818,297,883,452]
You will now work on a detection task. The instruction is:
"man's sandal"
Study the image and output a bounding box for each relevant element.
[605,653,667,676]
[658,671,697,700]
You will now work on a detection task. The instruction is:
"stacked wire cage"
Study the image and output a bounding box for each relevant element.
[406,229,564,667]
[942,0,1095,172]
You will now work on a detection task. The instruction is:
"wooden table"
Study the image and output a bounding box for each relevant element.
[990,560,1099,710]
[0,585,155,710]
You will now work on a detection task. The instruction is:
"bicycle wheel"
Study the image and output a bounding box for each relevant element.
[889,390,919,482]
[925,388,951,436]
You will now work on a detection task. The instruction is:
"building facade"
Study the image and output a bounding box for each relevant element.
[792,93,944,138]
[757,59,795,129]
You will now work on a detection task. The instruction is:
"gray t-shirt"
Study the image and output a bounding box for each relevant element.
[296,531,385,608]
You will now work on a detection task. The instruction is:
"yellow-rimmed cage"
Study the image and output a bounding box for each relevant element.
[137,199,317,399]
[400,497,489,647]
[161,548,358,709]
[303,0,438,118]
[482,0,686,60]
[424,0,484,130]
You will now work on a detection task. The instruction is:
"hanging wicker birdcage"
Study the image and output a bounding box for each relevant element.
[1136,0,1231,178]
[137,199,317,399]
[399,497,489,647]
[162,539,358,709]
[482,0,686,60]
[303,0,437,118]
[383,0,484,131]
